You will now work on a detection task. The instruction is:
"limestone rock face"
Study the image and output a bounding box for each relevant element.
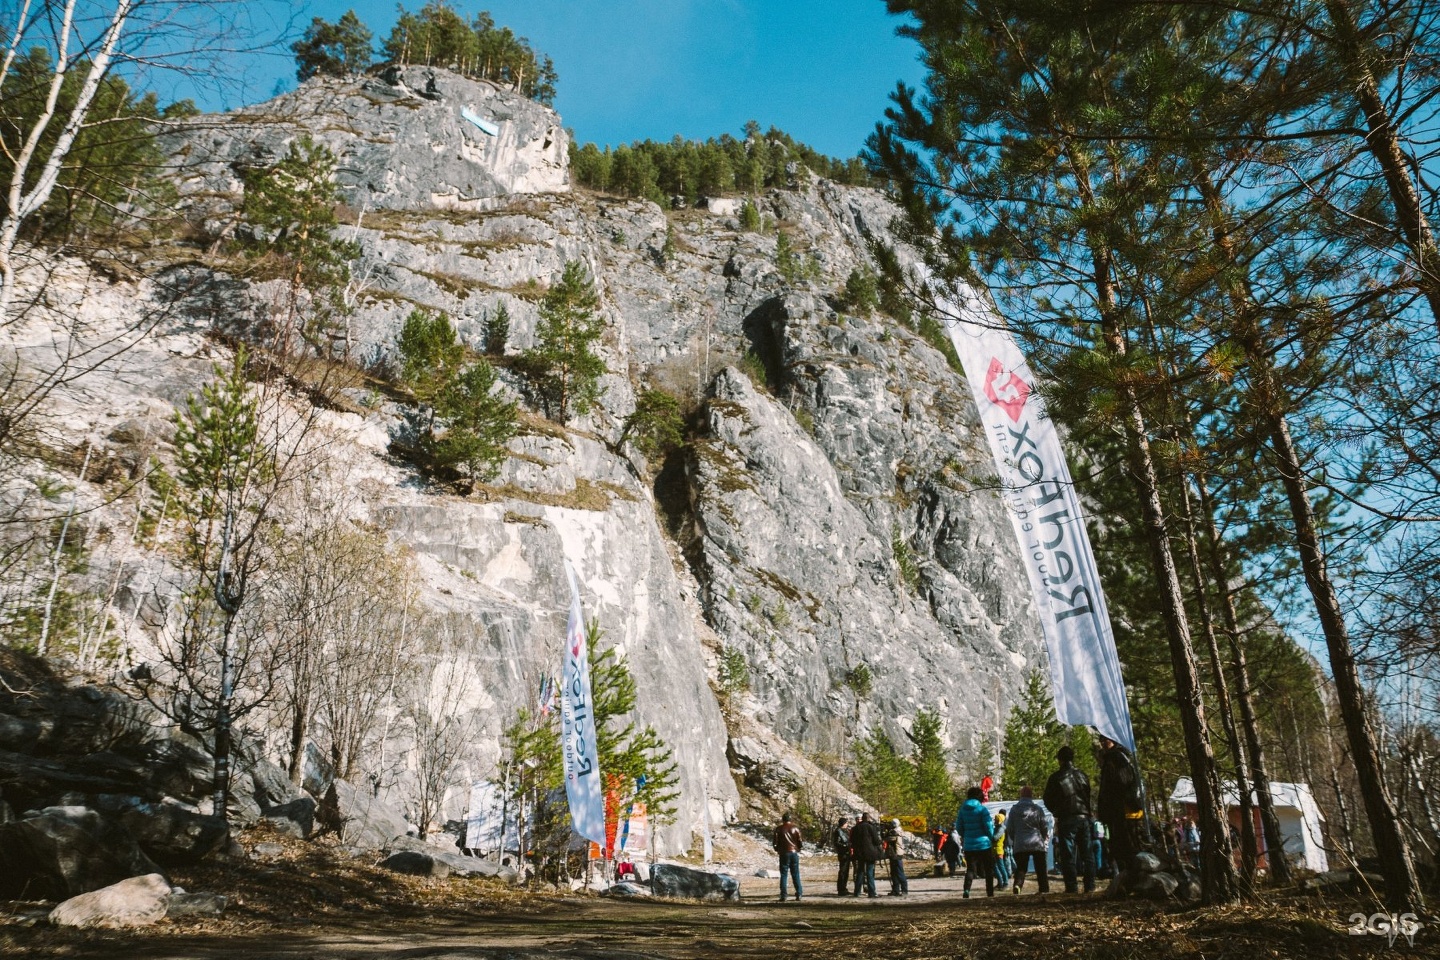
[12,69,1050,853]
[166,66,568,213]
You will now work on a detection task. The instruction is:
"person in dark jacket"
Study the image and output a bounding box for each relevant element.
[1096,735,1144,879]
[941,827,961,876]
[832,816,853,896]
[1043,744,1096,893]
[773,812,803,901]
[849,812,884,897]
[955,786,996,898]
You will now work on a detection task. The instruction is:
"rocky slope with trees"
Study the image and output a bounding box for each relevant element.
[1,61,1045,869]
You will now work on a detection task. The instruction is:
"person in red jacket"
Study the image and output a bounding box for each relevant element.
[773,812,803,901]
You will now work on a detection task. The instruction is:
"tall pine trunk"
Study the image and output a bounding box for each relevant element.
[1176,477,1258,885]
[1193,474,1292,885]
[1260,404,1423,911]
[1070,150,1239,903]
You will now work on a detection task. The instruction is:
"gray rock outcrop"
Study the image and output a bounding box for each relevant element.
[329,778,412,851]
[167,66,568,215]
[0,806,163,900]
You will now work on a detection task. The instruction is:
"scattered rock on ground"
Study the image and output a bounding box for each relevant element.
[48,873,172,929]
[164,891,229,918]
[606,881,652,898]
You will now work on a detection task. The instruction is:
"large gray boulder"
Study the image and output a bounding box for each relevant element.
[260,797,316,839]
[0,805,162,900]
[379,850,450,878]
[111,799,229,865]
[385,836,506,878]
[49,873,171,929]
[330,778,410,850]
[649,863,741,902]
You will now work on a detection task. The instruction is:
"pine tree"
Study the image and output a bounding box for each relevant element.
[484,302,510,356]
[855,729,912,816]
[292,10,373,80]
[1000,669,1066,799]
[517,261,606,422]
[908,708,957,824]
[617,389,684,462]
[429,360,517,485]
[239,136,360,350]
[396,307,464,415]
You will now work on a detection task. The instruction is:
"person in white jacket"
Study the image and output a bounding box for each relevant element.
[1007,785,1054,895]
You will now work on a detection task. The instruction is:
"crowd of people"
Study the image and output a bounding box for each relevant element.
[771,735,1147,902]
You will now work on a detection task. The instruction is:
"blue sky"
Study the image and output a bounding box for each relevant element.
[236,1,924,159]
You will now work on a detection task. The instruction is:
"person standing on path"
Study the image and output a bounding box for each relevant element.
[1008,786,1052,895]
[1044,745,1096,893]
[773,812,803,902]
[993,811,1012,888]
[850,811,884,898]
[882,818,910,896]
[941,826,961,876]
[832,816,853,896]
[956,786,996,898]
[1097,735,1144,881]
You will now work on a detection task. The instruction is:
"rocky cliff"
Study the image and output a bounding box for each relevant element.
[7,67,1043,852]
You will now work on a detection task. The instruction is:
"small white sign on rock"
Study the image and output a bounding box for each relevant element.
[50,873,172,929]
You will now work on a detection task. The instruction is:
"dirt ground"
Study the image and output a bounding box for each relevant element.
[2,836,1433,959]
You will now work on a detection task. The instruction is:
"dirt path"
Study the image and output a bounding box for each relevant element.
[4,867,1412,960]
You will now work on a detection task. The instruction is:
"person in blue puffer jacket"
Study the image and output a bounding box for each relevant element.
[954,786,996,898]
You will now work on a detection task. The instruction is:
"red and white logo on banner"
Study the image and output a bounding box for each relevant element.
[984,356,1031,423]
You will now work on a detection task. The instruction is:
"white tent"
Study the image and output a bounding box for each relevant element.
[1169,778,1328,873]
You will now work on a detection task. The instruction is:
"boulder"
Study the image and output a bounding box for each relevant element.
[112,799,229,865]
[143,736,214,800]
[259,815,305,839]
[1127,869,1180,899]
[606,880,653,898]
[0,713,44,752]
[261,796,316,839]
[0,805,161,899]
[234,746,304,816]
[329,778,410,850]
[1133,852,1164,873]
[380,850,451,878]
[649,863,741,902]
[251,842,286,858]
[164,891,229,918]
[49,873,171,929]
[385,836,505,878]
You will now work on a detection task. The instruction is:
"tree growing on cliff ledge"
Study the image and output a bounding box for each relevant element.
[292,10,374,80]
[518,261,606,423]
[381,3,557,105]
